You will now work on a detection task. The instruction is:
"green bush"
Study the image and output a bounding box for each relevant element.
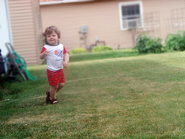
[165,31,185,51]
[134,34,162,54]
[69,48,86,55]
[92,46,113,52]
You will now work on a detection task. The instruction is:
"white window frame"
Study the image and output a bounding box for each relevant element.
[119,1,144,31]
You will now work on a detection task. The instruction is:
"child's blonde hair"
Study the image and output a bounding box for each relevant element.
[43,26,61,38]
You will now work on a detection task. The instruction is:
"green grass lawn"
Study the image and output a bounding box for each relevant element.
[1,51,185,138]
[69,48,139,62]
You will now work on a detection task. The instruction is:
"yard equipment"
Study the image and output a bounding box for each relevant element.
[0,49,7,88]
[5,43,37,82]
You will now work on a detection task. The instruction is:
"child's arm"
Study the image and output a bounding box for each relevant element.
[40,49,49,59]
[63,53,69,68]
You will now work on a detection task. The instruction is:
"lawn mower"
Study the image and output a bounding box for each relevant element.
[0,43,37,83]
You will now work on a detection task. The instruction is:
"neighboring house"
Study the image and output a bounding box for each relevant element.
[40,0,185,51]
[1,0,43,65]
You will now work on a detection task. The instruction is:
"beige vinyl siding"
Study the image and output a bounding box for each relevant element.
[141,0,185,42]
[8,0,43,65]
[41,0,135,51]
[31,0,43,58]
[40,0,185,50]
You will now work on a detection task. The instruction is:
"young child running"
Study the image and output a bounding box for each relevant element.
[40,26,69,104]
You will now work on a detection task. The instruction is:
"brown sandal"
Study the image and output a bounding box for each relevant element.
[46,91,50,104]
[50,99,58,104]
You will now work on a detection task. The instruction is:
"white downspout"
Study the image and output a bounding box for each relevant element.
[5,0,13,46]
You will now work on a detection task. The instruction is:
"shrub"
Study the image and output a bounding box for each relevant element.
[165,31,185,51]
[92,46,113,52]
[135,34,162,54]
[69,48,86,55]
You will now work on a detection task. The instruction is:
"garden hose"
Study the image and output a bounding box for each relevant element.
[12,50,37,81]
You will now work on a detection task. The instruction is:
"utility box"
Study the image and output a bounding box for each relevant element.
[80,25,87,34]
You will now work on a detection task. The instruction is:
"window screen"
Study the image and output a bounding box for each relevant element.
[121,4,140,20]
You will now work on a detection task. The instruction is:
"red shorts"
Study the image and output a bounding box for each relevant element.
[47,69,65,86]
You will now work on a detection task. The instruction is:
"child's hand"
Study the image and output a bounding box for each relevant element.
[63,61,68,68]
[44,49,49,56]
[40,49,49,59]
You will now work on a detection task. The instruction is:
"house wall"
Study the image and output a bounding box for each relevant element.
[40,0,185,51]
[31,0,43,60]
[8,0,43,65]
[141,0,185,41]
[40,0,136,51]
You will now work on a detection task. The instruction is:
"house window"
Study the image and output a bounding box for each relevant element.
[119,1,144,30]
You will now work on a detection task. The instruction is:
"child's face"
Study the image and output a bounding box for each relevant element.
[46,31,59,46]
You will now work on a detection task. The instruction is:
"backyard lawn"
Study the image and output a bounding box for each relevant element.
[1,50,185,138]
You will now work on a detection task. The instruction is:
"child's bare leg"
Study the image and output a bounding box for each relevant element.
[57,83,65,92]
[50,85,58,100]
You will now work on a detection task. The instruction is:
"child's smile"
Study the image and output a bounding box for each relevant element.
[46,32,59,45]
